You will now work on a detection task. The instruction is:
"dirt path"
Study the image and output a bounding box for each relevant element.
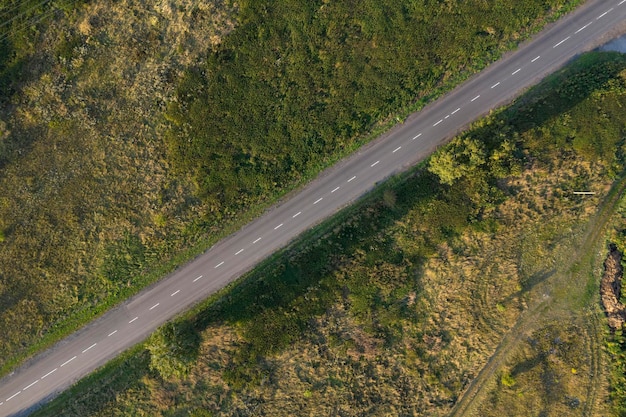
[448,175,626,417]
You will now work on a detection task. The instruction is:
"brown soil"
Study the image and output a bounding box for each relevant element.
[600,244,626,331]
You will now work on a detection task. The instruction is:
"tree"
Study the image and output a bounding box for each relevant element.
[428,136,486,185]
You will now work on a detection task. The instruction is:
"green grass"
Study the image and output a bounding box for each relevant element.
[0,0,586,379]
[31,51,626,417]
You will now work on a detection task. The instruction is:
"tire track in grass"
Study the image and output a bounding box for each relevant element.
[449,174,626,417]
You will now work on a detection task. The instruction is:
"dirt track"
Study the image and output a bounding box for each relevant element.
[448,174,626,417]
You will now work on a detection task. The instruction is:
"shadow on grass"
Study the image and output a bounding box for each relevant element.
[506,52,626,131]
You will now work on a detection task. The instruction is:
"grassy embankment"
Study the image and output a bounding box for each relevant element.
[32,52,626,416]
[0,0,582,376]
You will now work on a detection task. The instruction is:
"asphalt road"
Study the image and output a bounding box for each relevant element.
[1,0,625,415]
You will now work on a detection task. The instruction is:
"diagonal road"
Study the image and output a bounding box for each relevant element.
[1,0,625,415]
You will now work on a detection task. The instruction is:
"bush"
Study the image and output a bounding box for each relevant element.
[147,320,201,380]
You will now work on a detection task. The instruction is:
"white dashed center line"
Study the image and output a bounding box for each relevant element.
[235,248,244,255]
[620,0,626,5]
[170,290,180,297]
[393,146,402,153]
[512,68,521,75]
[6,391,20,401]
[451,108,460,115]
[444,115,450,119]
[214,261,224,268]
[23,380,38,391]
[348,176,356,182]
[491,82,500,89]
[412,133,422,140]
[193,275,203,282]
[575,22,592,33]
[41,368,57,379]
[108,330,118,336]
[553,36,570,48]
[292,211,301,218]
[331,186,340,193]
[531,55,541,62]
[274,223,283,230]
[370,160,380,167]
[129,317,138,324]
[82,343,97,353]
[313,197,323,205]
[597,9,612,19]
[433,119,443,126]
[471,95,480,102]
[149,303,160,310]
[253,237,262,244]
[61,356,76,367]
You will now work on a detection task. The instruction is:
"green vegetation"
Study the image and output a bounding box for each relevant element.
[605,194,626,417]
[608,329,626,417]
[32,52,626,416]
[0,0,582,377]
[166,0,582,213]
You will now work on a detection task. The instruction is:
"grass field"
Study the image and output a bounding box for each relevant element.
[0,0,584,378]
[30,52,626,416]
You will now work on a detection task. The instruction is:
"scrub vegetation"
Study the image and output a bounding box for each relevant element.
[33,52,626,417]
[0,0,582,376]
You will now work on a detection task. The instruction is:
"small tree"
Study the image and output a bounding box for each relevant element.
[428,136,486,185]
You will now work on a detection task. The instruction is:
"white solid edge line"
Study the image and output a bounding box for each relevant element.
[129,317,138,324]
[371,160,380,167]
[215,261,224,268]
[314,197,323,204]
[253,237,262,243]
[575,22,592,33]
[235,248,244,255]
[292,211,301,218]
[193,275,203,282]
[491,82,500,88]
[531,55,541,62]
[274,223,283,230]
[393,146,402,153]
[331,186,340,193]
[433,119,443,126]
[82,343,97,353]
[553,36,570,48]
[170,290,180,296]
[347,176,356,182]
[108,330,118,336]
[149,303,160,310]
[60,356,76,367]
[512,68,521,75]
[451,108,460,115]
[412,133,422,140]
[23,380,39,391]
[6,391,20,401]
[41,368,57,379]
[471,95,480,102]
